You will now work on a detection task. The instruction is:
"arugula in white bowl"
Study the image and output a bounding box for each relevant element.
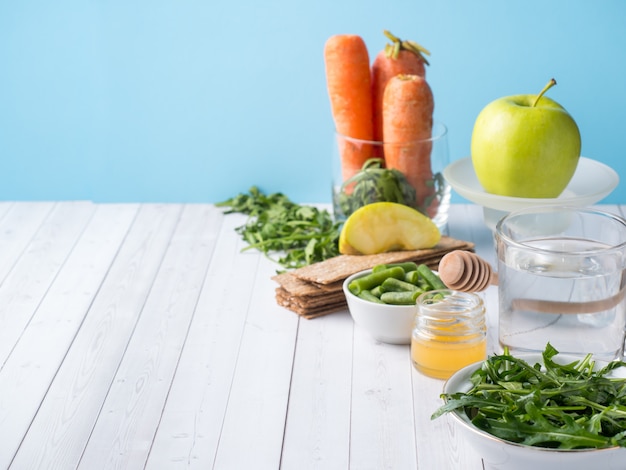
[433,343,626,450]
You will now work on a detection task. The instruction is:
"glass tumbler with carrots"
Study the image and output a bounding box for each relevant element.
[325,31,451,233]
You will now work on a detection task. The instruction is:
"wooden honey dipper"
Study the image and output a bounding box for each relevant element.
[438,250,498,292]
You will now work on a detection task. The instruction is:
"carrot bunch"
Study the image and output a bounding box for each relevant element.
[324,30,436,216]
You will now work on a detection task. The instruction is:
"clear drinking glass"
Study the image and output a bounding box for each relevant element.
[495,206,626,360]
[331,121,450,233]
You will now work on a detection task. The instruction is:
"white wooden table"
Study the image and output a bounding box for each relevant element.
[0,202,622,469]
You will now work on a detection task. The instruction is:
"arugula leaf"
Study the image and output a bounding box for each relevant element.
[432,343,626,450]
[216,186,341,270]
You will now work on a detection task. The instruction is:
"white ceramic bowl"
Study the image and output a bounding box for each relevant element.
[442,353,626,470]
[342,269,417,344]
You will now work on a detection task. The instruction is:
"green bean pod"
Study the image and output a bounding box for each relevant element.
[380,290,421,305]
[381,277,422,293]
[417,264,447,290]
[404,270,420,285]
[358,290,385,304]
[370,285,383,298]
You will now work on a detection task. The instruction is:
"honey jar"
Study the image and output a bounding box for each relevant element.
[411,289,487,379]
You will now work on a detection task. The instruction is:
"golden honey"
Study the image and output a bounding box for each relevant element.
[411,290,487,380]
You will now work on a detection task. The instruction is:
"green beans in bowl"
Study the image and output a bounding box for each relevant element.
[342,262,446,344]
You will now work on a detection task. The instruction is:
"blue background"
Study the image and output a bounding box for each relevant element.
[1,1,624,204]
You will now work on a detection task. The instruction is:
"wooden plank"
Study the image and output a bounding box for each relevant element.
[144,212,261,468]
[411,360,484,470]
[0,201,56,281]
[0,201,96,367]
[412,204,488,469]
[10,203,183,469]
[78,204,222,469]
[210,256,299,469]
[280,310,354,470]
[349,327,417,470]
[0,203,138,469]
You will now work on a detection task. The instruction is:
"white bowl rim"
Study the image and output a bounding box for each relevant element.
[441,352,626,454]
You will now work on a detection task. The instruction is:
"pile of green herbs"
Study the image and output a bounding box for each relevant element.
[216,186,341,270]
[432,343,626,450]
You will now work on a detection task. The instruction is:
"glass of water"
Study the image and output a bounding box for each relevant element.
[495,206,626,361]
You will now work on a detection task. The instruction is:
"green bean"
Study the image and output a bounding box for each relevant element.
[380,290,421,305]
[405,269,429,289]
[372,262,419,274]
[357,290,385,304]
[348,266,405,295]
[404,270,420,285]
[417,264,447,290]
[371,264,388,274]
[381,277,421,293]
[370,285,383,298]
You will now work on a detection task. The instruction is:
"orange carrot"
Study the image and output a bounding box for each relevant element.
[382,74,436,215]
[324,34,374,181]
[372,31,430,142]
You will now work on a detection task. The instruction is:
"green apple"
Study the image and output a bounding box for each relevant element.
[471,79,581,198]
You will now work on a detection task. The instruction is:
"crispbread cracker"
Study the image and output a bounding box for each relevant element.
[276,287,345,308]
[291,236,474,285]
[272,272,323,297]
[272,272,343,297]
[276,292,347,318]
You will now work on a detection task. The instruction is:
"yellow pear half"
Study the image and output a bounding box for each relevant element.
[339,202,441,255]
